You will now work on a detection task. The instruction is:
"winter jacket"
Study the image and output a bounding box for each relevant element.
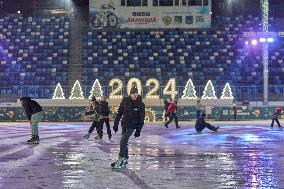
[272,108,282,119]
[22,99,43,120]
[85,101,99,120]
[114,95,145,130]
[167,103,177,113]
[98,101,110,118]
[164,100,170,111]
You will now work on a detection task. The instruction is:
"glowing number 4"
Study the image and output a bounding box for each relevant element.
[163,78,177,100]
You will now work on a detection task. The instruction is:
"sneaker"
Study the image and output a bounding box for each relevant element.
[111,157,128,169]
[83,133,90,139]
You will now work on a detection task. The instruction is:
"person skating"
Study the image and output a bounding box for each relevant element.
[271,107,282,129]
[195,113,219,133]
[232,101,237,121]
[20,97,43,144]
[163,98,171,123]
[196,98,205,119]
[83,96,100,139]
[97,96,112,141]
[111,86,145,169]
[164,100,180,129]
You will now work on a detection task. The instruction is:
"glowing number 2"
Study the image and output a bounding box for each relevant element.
[145,78,160,99]
[109,78,123,99]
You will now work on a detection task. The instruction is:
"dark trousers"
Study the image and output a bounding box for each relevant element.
[196,122,218,132]
[118,128,135,159]
[97,118,112,138]
[165,113,179,128]
[164,111,169,122]
[197,110,201,119]
[233,113,237,121]
[271,119,281,127]
[88,120,98,133]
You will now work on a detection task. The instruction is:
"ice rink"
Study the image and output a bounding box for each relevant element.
[1,121,284,189]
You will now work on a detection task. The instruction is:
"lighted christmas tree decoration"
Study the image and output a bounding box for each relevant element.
[52,83,65,99]
[201,80,217,99]
[220,82,234,99]
[69,80,84,99]
[127,78,142,95]
[89,79,103,100]
[181,79,197,99]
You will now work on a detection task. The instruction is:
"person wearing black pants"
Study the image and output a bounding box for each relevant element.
[195,113,219,133]
[271,107,282,128]
[164,100,180,129]
[97,96,112,140]
[111,87,145,169]
[83,96,100,139]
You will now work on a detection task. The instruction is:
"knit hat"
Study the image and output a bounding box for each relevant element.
[130,86,138,94]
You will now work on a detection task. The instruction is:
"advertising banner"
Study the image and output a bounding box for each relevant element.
[89,0,211,29]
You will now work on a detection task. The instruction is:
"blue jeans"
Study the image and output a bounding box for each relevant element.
[119,128,135,159]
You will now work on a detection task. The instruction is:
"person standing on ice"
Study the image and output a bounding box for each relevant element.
[164,99,180,129]
[163,98,171,123]
[271,107,282,128]
[111,86,145,169]
[83,96,100,139]
[232,101,237,121]
[20,97,43,144]
[195,113,219,133]
[97,96,112,141]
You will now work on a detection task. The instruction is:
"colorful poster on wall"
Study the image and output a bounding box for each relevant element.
[89,0,211,29]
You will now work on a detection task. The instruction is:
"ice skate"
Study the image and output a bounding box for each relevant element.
[83,133,90,139]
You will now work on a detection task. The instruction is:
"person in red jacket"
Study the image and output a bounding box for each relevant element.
[271,107,282,128]
[164,100,180,129]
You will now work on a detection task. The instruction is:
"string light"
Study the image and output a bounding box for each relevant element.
[109,78,123,99]
[145,78,160,99]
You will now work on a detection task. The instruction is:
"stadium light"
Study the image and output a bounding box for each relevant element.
[17,10,20,14]
[245,41,249,45]
[251,39,258,45]
[267,38,274,43]
[259,38,266,43]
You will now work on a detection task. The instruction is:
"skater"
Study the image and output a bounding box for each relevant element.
[195,113,219,133]
[163,98,171,122]
[83,96,100,139]
[111,86,145,169]
[20,97,43,144]
[196,98,205,119]
[164,99,180,129]
[97,96,112,141]
[271,107,282,128]
[232,101,237,121]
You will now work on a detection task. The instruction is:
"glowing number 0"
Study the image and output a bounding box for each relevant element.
[145,78,160,99]
[127,78,142,95]
[163,78,177,100]
[109,78,123,99]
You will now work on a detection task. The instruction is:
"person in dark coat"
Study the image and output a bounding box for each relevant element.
[97,96,112,140]
[20,97,43,143]
[163,98,171,122]
[83,96,100,139]
[195,113,219,133]
[271,107,282,128]
[164,100,180,129]
[111,86,145,169]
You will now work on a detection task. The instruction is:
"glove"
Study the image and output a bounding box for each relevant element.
[113,125,118,133]
[134,129,141,138]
